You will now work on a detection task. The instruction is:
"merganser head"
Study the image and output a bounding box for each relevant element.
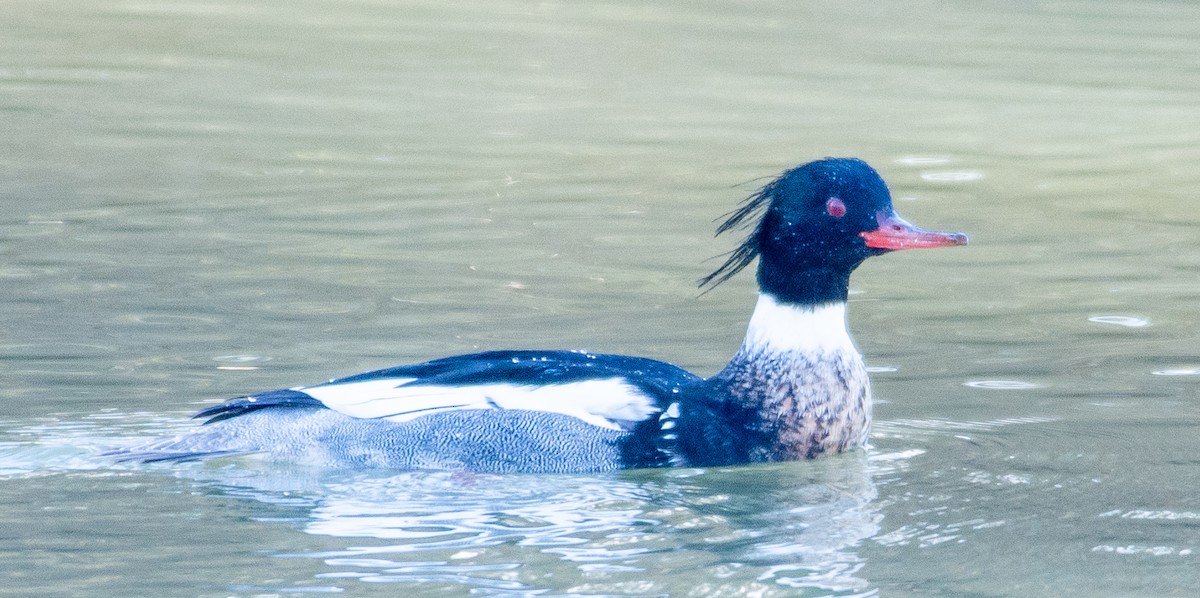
[700,158,968,304]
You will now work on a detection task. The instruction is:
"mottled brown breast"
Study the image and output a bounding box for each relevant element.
[719,348,872,462]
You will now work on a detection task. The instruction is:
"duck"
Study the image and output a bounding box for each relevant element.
[113,158,967,472]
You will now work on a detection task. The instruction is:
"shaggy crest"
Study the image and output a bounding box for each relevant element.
[697,177,777,290]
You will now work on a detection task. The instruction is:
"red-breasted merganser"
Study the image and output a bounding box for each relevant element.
[114,158,967,472]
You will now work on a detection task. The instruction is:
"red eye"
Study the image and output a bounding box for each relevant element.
[826,198,846,218]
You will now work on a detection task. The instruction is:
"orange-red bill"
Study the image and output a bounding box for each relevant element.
[860,212,969,250]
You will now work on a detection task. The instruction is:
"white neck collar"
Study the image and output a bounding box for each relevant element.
[741,294,857,355]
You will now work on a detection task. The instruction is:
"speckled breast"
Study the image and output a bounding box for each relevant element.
[722,348,872,461]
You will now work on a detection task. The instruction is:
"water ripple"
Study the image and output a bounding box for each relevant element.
[919,170,985,182]
[963,380,1041,389]
[243,462,881,594]
[1088,315,1150,328]
[1151,368,1200,376]
[1091,545,1193,557]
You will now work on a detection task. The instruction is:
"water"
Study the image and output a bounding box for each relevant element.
[3,0,1200,594]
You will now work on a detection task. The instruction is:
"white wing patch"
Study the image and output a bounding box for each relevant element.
[301,377,660,431]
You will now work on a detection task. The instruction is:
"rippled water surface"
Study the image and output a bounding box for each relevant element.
[4,0,1200,595]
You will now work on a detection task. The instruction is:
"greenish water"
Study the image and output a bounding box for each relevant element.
[3,0,1200,595]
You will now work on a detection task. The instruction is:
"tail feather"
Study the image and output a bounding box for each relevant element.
[105,447,254,463]
[194,389,325,424]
